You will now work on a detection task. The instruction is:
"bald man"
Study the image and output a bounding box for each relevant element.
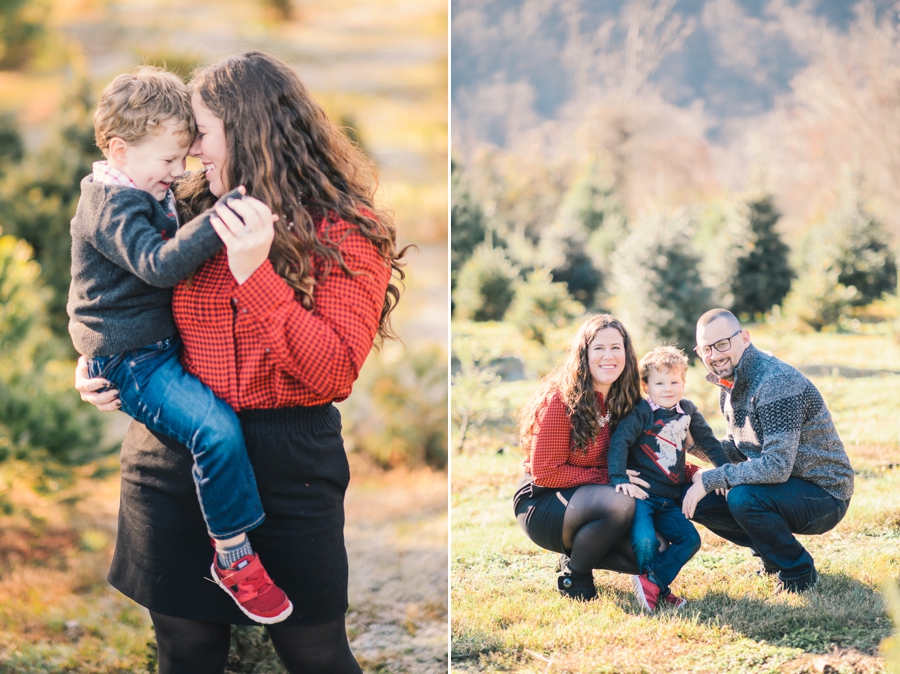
[680,308,854,593]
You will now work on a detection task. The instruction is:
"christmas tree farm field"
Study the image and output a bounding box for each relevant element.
[450,327,900,673]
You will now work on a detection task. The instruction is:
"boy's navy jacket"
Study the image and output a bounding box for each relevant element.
[67,176,241,358]
[607,398,730,500]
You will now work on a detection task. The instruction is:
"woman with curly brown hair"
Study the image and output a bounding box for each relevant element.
[76,51,406,673]
[514,314,660,602]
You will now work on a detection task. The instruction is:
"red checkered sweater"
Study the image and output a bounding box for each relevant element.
[524,390,698,489]
[172,215,391,410]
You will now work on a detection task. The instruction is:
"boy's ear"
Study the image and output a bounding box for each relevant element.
[107,137,128,165]
[640,381,648,393]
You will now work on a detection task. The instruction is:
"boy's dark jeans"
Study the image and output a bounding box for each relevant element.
[686,478,849,589]
[87,337,265,539]
[631,493,701,594]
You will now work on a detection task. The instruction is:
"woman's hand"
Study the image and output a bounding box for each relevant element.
[74,356,121,411]
[681,480,708,519]
[209,194,279,284]
[616,479,648,500]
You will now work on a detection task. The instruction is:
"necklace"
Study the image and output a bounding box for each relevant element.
[598,410,611,428]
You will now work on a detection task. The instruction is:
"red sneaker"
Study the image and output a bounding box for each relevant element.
[661,590,687,609]
[631,574,661,612]
[211,553,293,624]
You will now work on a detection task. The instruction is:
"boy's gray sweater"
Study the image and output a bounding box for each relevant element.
[67,176,234,357]
[700,344,854,501]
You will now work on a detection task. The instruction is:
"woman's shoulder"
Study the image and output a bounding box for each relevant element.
[535,389,569,420]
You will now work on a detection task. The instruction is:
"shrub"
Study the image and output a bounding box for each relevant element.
[0,235,110,469]
[612,211,714,354]
[782,262,856,332]
[451,337,504,454]
[506,268,585,345]
[453,243,519,321]
[339,343,448,469]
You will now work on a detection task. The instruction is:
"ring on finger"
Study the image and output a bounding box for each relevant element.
[236,226,252,239]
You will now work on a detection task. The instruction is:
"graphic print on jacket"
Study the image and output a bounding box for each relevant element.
[641,415,692,480]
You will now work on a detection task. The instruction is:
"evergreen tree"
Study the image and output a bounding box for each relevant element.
[0,76,97,342]
[541,163,626,308]
[785,176,898,330]
[0,113,23,170]
[0,0,46,69]
[827,182,897,306]
[541,227,603,308]
[612,212,714,355]
[453,243,519,321]
[451,160,503,290]
[0,234,109,467]
[707,194,794,318]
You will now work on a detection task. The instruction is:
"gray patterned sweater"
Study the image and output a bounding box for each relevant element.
[700,344,854,501]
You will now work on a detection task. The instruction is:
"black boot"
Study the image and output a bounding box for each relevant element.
[557,562,597,601]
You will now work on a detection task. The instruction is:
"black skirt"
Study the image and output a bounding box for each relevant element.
[108,404,350,626]
[513,474,581,555]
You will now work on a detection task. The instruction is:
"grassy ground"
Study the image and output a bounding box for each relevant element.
[0,452,447,673]
[450,324,900,673]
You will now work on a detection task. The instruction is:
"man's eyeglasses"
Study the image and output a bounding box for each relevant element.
[694,330,742,358]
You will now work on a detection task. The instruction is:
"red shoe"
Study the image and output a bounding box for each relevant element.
[211,553,293,624]
[631,574,661,612]
[661,590,687,609]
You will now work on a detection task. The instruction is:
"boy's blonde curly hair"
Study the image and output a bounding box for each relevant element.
[639,345,689,384]
[93,66,195,154]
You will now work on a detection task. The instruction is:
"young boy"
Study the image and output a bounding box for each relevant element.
[607,345,729,612]
[67,67,292,624]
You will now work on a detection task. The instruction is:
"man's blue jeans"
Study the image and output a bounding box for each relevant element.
[87,337,265,539]
[686,478,849,587]
[631,493,701,594]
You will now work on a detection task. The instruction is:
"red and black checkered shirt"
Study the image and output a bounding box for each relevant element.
[524,390,699,489]
[172,215,391,411]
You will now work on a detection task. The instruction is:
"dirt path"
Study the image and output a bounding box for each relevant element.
[345,462,448,673]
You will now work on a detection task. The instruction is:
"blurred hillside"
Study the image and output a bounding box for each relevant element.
[451,0,900,241]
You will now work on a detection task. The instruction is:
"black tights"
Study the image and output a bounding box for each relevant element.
[150,611,363,674]
[562,484,666,575]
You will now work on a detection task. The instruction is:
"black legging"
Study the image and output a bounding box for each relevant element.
[562,484,666,575]
[150,611,363,674]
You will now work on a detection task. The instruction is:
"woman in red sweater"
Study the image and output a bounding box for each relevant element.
[76,52,405,673]
[515,314,694,601]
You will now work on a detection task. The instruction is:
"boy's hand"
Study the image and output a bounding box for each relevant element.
[681,480,708,519]
[615,482,648,500]
[626,468,650,489]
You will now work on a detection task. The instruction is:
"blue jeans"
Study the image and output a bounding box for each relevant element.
[87,337,265,539]
[686,478,849,586]
[631,493,701,594]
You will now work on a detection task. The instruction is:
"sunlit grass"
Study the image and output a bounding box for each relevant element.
[451,325,900,673]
